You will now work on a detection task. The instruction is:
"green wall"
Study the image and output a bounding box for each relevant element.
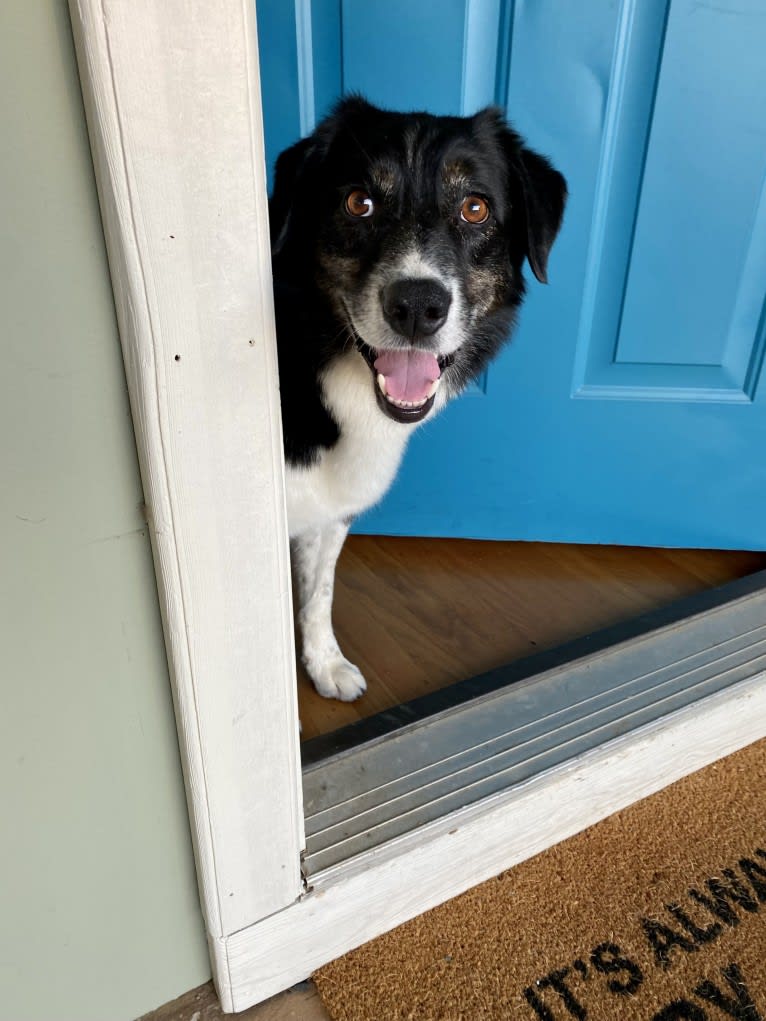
[0,4,210,1018]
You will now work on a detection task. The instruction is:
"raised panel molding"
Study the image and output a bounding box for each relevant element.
[571,0,766,404]
[295,0,317,135]
[301,0,342,132]
[460,0,506,114]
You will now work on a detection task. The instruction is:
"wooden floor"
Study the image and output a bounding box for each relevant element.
[138,980,329,1021]
[298,538,766,740]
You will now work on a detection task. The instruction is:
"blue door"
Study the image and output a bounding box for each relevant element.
[257,0,766,549]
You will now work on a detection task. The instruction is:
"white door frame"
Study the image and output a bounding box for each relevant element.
[67,0,304,969]
[69,1,766,1011]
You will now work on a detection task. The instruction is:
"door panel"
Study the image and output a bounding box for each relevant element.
[257,0,766,549]
[617,1,766,371]
[341,0,503,114]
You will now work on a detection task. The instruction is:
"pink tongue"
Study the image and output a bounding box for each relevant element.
[374,349,441,402]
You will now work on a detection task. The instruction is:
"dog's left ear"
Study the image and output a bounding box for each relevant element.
[477,108,567,284]
[514,145,567,284]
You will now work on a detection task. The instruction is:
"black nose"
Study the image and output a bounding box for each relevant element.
[381,278,452,340]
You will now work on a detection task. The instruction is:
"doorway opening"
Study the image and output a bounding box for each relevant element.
[297,541,766,876]
[297,540,766,740]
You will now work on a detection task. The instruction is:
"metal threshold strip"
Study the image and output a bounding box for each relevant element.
[301,570,766,876]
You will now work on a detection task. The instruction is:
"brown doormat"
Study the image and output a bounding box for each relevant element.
[314,738,766,1021]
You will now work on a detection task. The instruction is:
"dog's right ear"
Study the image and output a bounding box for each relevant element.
[269,136,315,254]
[270,96,378,256]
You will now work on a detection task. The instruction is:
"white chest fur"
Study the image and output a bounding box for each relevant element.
[285,351,413,538]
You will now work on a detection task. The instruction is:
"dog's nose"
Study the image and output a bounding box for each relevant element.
[381,278,452,340]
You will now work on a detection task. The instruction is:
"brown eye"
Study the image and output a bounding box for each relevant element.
[460,195,490,224]
[345,189,374,218]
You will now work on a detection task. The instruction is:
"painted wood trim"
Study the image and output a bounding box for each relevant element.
[67,0,304,981]
[224,673,766,1010]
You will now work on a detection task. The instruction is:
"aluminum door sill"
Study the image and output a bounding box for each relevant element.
[301,570,766,877]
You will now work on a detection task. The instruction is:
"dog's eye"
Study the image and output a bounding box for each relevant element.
[345,190,375,218]
[460,195,490,225]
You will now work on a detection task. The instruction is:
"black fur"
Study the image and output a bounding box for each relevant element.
[269,96,567,467]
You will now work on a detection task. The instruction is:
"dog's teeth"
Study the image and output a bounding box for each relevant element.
[377,373,387,395]
[384,394,428,409]
[426,379,440,399]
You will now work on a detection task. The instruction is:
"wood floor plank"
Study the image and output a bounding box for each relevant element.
[137,980,329,1021]
[297,539,766,740]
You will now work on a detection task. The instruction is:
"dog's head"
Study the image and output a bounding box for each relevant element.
[270,96,566,425]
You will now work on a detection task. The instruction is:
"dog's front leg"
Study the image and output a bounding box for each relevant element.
[291,520,366,702]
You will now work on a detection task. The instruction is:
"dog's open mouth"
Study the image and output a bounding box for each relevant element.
[356,341,451,424]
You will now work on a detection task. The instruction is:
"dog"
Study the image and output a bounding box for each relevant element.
[269,95,566,702]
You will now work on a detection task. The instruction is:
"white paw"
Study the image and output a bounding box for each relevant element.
[308,656,367,702]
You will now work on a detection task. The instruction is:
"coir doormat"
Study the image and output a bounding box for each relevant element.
[314,738,766,1021]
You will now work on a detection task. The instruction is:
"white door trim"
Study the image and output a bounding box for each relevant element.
[68,1,766,1013]
[68,0,304,995]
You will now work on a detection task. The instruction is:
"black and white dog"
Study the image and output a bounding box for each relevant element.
[270,96,566,702]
